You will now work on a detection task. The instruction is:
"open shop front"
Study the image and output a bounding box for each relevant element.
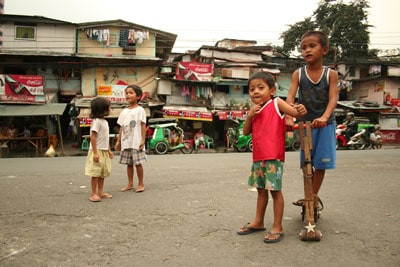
[0,103,67,157]
[337,100,399,144]
[162,106,215,146]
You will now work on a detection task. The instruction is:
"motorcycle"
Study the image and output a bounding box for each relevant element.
[346,126,374,150]
[336,124,348,149]
[336,123,375,150]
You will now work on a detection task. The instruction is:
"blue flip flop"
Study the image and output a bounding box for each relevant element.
[237,223,266,235]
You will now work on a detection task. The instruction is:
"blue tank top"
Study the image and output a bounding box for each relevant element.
[298,66,334,123]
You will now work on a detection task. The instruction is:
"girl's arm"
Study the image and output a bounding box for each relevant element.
[139,122,146,151]
[90,130,99,162]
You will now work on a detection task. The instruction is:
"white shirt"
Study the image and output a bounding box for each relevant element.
[89,118,110,150]
[117,106,146,150]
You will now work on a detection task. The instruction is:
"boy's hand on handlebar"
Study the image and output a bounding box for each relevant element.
[311,118,327,128]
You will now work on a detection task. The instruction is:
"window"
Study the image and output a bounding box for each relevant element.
[15,25,36,40]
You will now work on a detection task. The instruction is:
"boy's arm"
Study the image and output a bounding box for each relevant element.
[285,70,300,128]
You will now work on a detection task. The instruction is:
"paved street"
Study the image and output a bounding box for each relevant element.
[1,149,399,266]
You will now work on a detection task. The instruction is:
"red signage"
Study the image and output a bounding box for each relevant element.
[215,110,248,120]
[163,108,213,121]
[390,98,400,107]
[381,130,400,144]
[176,62,213,81]
[0,74,45,103]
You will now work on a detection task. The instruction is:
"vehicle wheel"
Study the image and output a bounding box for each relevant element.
[154,141,169,155]
[291,140,301,151]
[247,140,253,152]
[180,142,193,154]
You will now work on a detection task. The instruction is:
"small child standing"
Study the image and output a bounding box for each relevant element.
[85,97,114,202]
[237,72,307,243]
[115,85,147,193]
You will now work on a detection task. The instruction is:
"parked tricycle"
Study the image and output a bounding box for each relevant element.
[147,118,193,155]
[228,119,300,152]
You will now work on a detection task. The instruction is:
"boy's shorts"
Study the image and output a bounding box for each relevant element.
[248,160,284,191]
[300,122,336,170]
[85,150,112,178]
[119,149,147,165]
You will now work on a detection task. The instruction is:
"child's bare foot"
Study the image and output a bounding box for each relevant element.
[120,186,134,192]
[89,194,101,202]
[135,186,145,193]
[99,193,112,199]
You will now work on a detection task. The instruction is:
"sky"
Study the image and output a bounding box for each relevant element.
[3,0,400,53]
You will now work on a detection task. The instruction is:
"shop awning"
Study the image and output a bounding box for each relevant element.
[337,101,391,112]
[0,103,67,116]
[214,110,248,120]
[77,107,124,119]
[162,106,213,122]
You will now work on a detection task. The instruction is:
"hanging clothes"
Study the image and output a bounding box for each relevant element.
[119,29,129,48]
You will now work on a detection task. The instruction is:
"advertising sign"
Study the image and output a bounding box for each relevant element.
[0,74,45,103]
[97,84,127,103]
[176,62,213,81]
[163,108,213,122]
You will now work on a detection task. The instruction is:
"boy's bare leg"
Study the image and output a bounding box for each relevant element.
[313,169,325,195]
[270,190,284,233]
[120,165,134,191]
[247,189,268,228]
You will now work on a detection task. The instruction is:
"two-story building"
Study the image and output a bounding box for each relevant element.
[0,14,177,155]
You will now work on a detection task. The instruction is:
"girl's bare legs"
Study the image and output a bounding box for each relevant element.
[120,164,134,191]
[135,164,145,192]
[90,177,100,201]
[98,177,112,198]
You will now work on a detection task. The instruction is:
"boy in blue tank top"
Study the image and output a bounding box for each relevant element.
[286,30,338,209]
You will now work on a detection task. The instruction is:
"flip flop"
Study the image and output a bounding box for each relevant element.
[89,196,101,202]
[99,193,112,199]
[135,187,145,193]
[263,231,284,243]
[237,223,266,235]
[120,186,135,192]
[292,199,305,206]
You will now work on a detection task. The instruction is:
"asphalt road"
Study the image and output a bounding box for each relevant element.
[0,149,399,266]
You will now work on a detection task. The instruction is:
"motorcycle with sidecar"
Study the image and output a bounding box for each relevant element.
[147,118,193,155]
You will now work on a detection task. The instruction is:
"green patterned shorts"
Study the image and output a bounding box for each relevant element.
[248,160,283,191]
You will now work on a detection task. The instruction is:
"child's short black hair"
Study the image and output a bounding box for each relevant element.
[126,84,143,101]
[301,30,329,48]
[248,71,276,89]
[90,97,110,118]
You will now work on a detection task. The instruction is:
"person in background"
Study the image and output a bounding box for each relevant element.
[115,85,147,193]
[237,71,307,243]
[285,30,338,212]
[370,124,383,149]
[343,112,358,140]
[194,129,205,148]
[84,97,114,202]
